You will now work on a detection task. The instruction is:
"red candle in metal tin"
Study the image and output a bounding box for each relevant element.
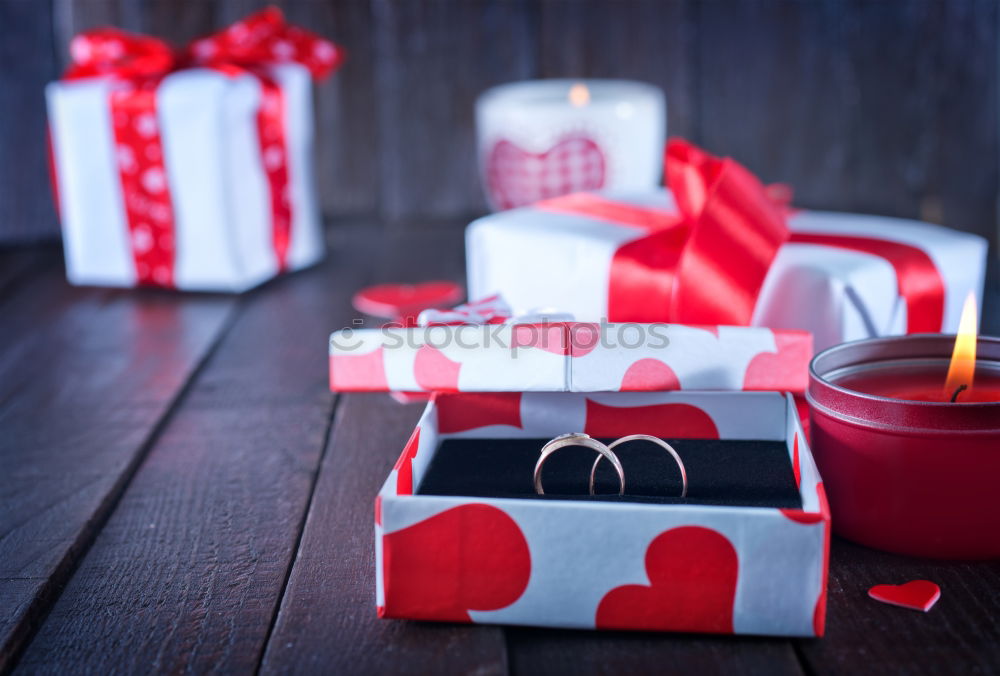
[807,298,1000,560]
[830,362,1000,403]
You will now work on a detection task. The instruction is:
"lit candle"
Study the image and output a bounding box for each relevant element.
[824,295,1000,403]
[807,296,1000,560]
[475,79,665,210]
[945,292,979,398]
[829,362,1000,402]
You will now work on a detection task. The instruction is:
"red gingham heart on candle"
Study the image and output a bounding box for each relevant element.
[486,134,606,210]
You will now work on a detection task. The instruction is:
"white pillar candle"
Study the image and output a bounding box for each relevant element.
[476,79,666,211]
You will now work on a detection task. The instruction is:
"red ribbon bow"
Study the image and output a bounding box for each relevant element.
[56,7,344,288]
[65,6,344,82]
[540,139,946,332]
[541,139,790,325]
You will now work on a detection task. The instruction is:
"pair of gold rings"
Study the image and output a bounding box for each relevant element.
[533,432,688,497]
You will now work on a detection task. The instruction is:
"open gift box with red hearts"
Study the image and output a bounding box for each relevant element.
[329,322,829,636]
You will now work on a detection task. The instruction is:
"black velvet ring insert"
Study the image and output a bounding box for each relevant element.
[416,437,801,508]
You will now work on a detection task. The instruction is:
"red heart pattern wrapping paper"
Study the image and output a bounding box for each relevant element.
[329,323,812,394]
[375,390,829,637]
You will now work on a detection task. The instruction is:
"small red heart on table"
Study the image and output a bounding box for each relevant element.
[486,134,607,210]
[352,281,463,319]
[868,580,941,612]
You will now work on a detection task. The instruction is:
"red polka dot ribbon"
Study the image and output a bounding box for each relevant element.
[60,7,345,287]
[109,85,176,287]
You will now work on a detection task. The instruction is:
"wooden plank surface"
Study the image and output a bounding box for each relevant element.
[0,252,236,668]
[699,0,999,246]
[10,226,372,673]
[539,0,698,142]
[11,0,999,244]
[260,394,509,676]
[507,628,803,676]
[698,0,854,212]
[0,0,60,243]
[0,248,46,298]
[371,0,539,223]
[259,225,510,673]
[798,539,1000,675]
[845,0,999,242]
[2,230,1000,674]
[284,0,379,219]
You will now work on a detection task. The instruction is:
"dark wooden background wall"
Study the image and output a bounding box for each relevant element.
[1,0,998,251]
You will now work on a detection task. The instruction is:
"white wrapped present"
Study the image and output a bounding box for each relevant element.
[46,8,343,291]
[467,188,987,351]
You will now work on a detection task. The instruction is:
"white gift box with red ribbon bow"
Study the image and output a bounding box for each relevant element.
[47,64,323,291]
[46,8,341,292]
[466,189,988,351]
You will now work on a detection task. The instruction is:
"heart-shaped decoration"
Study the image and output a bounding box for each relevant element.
[486,134,606,210]
[596,526,738,633]
[382,503,531,622]
[868,580,941,612]
[352,281,463,319]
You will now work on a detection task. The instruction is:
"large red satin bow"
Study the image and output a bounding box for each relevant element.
[64,6,344,82]
[541,139,790,325]
[540,139,946,332]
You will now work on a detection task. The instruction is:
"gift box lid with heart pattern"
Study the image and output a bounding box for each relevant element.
[329,322,812,394]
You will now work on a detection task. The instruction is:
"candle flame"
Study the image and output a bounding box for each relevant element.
[568,83,590,107]
[944,292,978,397]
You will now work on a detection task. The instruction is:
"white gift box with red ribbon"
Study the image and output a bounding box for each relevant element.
[46,9,342,291]
[466,189,988,351]
[374,391,828,636]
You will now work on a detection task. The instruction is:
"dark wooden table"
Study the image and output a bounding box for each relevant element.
[2,223,999,675]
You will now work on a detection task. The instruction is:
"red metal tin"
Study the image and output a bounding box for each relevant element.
[808,335,1000,559]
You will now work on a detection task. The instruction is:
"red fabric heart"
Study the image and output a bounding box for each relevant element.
[868,580,941,612]
[382,504,531,622]
[596,526,738,633]
[352,281,463,319]
[486,135,606,210]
